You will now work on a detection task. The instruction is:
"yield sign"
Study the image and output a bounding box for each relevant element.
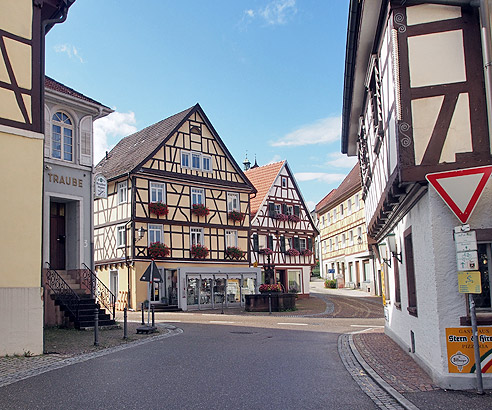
[426,165,492,224]
[139,260,163,283]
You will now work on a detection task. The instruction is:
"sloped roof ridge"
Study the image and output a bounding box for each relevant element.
[316,163,361,212]
[45,75,111,109]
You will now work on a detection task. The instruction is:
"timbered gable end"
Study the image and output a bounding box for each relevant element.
[394,4,490,182]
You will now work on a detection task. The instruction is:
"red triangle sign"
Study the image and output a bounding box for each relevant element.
[426,165,492,224]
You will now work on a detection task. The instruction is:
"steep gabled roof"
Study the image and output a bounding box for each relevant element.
[244,161,285,216]
[45,76,111,110]
[95,106,195,180]
[316,163,361,213]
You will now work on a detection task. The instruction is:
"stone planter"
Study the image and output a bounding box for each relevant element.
[245,293,296,312]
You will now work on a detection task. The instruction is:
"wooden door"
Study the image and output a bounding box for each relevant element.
[50,202,66,270]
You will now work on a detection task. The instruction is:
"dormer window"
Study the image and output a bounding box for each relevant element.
[52,111,73,162]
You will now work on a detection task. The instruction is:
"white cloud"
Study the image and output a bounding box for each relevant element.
[54,44,84,63]
[243,0,297,26]
[260,0,297,25]
[267,154,282,164]
[325,152,358,168]
[270,115,341,147]
[306,200,316,212]
[93,111,137,164]
[294,172,346,184]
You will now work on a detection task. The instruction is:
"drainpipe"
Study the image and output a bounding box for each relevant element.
[479,0,492,147]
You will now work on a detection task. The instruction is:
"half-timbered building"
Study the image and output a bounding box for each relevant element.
[245,161,318,297]
[342,0,492,389]
[94,104,260,311]
[315,164,378,295]
[0,0,76,356]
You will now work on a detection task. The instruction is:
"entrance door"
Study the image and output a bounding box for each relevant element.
[355,261,360,288]
[50,202,66,270]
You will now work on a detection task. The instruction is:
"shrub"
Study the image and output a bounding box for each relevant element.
[324,279,337,289]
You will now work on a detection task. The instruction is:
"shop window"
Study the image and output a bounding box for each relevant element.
[51,111,73,162]
[191,187,204,205]
[404,228,417,316]
[363,260,370,282]
[227,192,240,212]
[117,225,126,248]
[288,270,301,292]
[150,182,165,203]
[117,181,127,204]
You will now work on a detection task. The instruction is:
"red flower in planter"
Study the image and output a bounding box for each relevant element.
[274,213,289,221]
[286,248,300,257]
[225,246,244,260]
[191,244,209,259]
[259,248,273,255]
[192,204,210,217]
[301,249,313,257]
[149,202,169,217]
[148,242,170,258]
[259,284,282,293]
[288,214,300,223]
[228,210,244,222]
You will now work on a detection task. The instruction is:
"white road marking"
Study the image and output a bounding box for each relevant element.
[209,320,235,324]
[158,320,182,323]
[350,325,384,328]
[277,322,309,326]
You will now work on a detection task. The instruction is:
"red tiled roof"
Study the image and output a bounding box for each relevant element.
[315,163,361,213]
[45,76,111,109]
[244,161,285,216]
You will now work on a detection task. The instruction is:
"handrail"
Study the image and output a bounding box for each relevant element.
[45,262,80,321]
[81,263,116,320]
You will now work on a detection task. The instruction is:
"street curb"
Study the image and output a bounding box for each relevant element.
[348,333,420,410]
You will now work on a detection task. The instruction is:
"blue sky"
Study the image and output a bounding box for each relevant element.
[45,0,355,210]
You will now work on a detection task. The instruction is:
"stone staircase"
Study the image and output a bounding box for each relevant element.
[48,269,116,329]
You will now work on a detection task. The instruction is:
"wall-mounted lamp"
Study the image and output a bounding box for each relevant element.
[386,233,402,263]
[357,236,363,245]
[378,242,391,267]
[136,226,147,241]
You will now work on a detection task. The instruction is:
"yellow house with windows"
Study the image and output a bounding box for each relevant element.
[0,0,76,355]
[94,104,260,311]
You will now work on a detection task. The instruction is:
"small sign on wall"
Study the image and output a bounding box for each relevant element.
[446,327,492,373]
[94,174,107,198]
[457,271,481,294]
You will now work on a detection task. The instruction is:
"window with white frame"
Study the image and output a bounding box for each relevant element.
[299,238,306,252]
[227,192,240,212]
[347,198,352,214]
[321,215,326,227]
[340,203,344,217]
[190,227,203,246]
[355,194,360,210]
[286,205,293,215]
[342,233,346,247]
[323,240,327,252]
[181,151,190,168]
[275,204,281,215]
[150,182,165,203]
[329,238,333,252]
[225,230,238,248]
[335,236,339,250]
[191,152,201,170]
[117,225,126,248]
[148,224,163,244]
[357,226,362,242]
[51,111,73,161]
[191,187,204,205]
[117,181,127,204]
[281,176,287,188]
[349,230,354,246]
[333,209,337,222]
[327,213,331,225]
[202,155,212,172]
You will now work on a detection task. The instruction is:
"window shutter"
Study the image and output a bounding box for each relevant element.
[267,235,273,250]
[268,202,275,217]
[280,236,286,253]
[308,237,313,251]
[282,204,288,214]
[253,234,259,252]
[294,205,300,216]
[293,237,300,251]
[80,115,93,166]
[44,105,51,157]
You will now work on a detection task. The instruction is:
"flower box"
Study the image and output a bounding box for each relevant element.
[259,283,282,293]
[228,210,244,222]
[288,214,300,223]
[192,204,209,217]
[148,242,170,258]
[301,249,313,257]
[286,248,300,257]
[274,213,289,221]
[259,248,273,255]
[225,246,244,260]
[191,244,209,259]
[149,202,168,217]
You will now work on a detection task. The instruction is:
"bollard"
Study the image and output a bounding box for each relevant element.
[141,302,145,325]
[123,307,128,339]
[268,293,272,315]
[94,306,99,346]
[151,304,155,327]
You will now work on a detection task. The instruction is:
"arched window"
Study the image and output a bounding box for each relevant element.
[52,112,73,161]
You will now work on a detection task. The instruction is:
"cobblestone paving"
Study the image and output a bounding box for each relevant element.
[0,324,181,389]
[339,334,407,410]
[353,329,439,393]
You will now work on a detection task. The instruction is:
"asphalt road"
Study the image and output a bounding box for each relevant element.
[0,317,383,410]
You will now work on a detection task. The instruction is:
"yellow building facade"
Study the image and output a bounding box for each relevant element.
[0,0,75,355]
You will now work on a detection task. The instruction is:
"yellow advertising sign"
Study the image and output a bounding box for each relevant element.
[457,271,481,294]
[446,327,492,373]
